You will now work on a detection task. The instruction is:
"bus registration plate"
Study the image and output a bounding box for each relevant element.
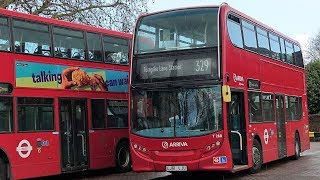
[166,165,187,171]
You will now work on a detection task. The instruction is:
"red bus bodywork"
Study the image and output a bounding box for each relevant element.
[130,4,309,173]
[0,8,131,179]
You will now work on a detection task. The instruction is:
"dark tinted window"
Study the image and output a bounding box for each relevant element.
[227,15,243,48]
[91,99,105,129]
[87,33,103,62]
[107,100,128,128]
[285,41,294,64]
[256,27,270,56]
[248,91,262,122]
[280,38,286,62]
[294,44,304,67]
[286,96,302,121]
[269,33,281,60]
[242,21,257,52]
[104,36,129,65]
[0,97,13,132]
[0,17,10,51]
[13,20,51,56]
[18,97,54,131]
[262,93,274,122]
[53,27,85,60]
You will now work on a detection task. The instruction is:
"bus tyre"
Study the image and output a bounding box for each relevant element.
[115,141,132,172]
[293,134,301,160]
[250,139,262,174]
[0,158,7,180]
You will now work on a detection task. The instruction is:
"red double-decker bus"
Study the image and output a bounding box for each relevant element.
[130,3,309,173]
[0,8,131,179]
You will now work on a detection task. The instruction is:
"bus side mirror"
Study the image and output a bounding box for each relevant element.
[222,85,231,102]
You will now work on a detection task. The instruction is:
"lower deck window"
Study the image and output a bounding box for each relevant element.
[107,100,128,128]
[18,97,54,131]
[0,97,13,132]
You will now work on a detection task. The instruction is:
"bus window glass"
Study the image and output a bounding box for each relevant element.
[0,97,13,132]
[87,33,103,62]
[91,99,106,129]
[53,27,85,60]
[269,33,281,60]
[134,8,218,54]
[242,20,257,52]
[13,20,51,56]
[103,36,129,65]
[18,97,54,131]
[131,86,222,138]
[262,93,274,122]
[286,96,302,121]
[280,38,286,62]
[285,41,294,64]
[0,17,10,51]
[256,27,270,56]
[294,44,304,67]
[227,15,243,48]
[107,100,128,128]
[248,91,262,122]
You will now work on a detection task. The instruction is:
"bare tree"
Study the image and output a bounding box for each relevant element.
[307,31,320,62]
[0,0,149,32]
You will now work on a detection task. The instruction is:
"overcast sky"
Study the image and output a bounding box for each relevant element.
[147,0,319,54]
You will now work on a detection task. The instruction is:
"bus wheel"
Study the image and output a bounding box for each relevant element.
[250,139,262,174]
[115,141,132,172]
[0,158,8,180]
[293,134,301,160]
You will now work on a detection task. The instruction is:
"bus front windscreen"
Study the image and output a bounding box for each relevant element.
[134,8,218,54]
[131,86,222,138]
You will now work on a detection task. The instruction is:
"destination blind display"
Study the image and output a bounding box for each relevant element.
[139,57,214,80]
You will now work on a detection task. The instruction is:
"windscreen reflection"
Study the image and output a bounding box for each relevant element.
[131,86,222,138]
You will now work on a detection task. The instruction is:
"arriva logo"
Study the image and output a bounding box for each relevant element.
[162,141,188,149]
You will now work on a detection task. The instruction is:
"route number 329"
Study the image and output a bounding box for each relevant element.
[195,60,209,72]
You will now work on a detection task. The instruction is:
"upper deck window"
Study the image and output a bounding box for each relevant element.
[87,32,103,62]
[285,41,294,64]
[0,17,10,52]
[256,27,270,57]
[294,45,304,67]
[227,14,243,48]
[103,36,129,65]
[53,27,85,60]
[13,20,51,56]
[269,33,281,60]
[279,38,286,62]
[242,20,258,52]
[134,8,218,54]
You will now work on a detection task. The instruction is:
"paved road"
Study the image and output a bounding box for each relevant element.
[40,142,320,180]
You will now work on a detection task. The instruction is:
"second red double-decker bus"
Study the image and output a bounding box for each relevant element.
[129,3,309,173]
[0,8,131,179]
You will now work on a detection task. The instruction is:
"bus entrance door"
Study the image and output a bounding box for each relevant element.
[60,99,88,172]
[229,91,248,167]
[275,95,287,159]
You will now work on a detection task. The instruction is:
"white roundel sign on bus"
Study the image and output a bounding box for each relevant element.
[16,139,33,158]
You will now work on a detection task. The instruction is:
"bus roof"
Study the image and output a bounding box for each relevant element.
[137,4,300,46]
[0,8,132,39]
